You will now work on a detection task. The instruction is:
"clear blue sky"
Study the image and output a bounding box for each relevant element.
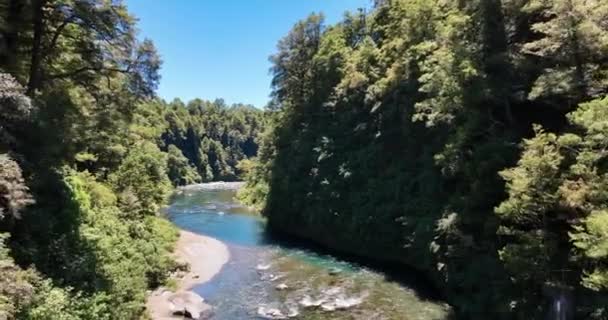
[126,0,371,108]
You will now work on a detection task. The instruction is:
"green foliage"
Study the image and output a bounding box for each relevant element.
[240,1,608,318]
[0,233,36,320]
[0,154,34,220]
[161,98,265,183]
[109,142,172,217]
[0,74,34,150]
[0,1,179,318]
[496,127,563,224]
[522,0,608,104]
[166,144,201,186]
[236,158,269,210]
[0,2,261,315]
[12,170,177,319]
[497,97,608,314]
[2,0,607,318]
[22,282,98,320]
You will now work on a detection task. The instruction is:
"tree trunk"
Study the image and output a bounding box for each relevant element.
[565,0,586,101]
[27,0,46,95]
[479,0,515,125]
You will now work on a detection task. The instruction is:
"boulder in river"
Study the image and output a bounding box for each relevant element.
[275,283,289,290]
[168,291,212,319]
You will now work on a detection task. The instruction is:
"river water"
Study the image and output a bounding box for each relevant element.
[167,183,451,320]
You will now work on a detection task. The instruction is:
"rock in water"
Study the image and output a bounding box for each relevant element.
[275,283,289,290]
[268,273,285,281]
[256,263,271,271]
[320,292,368,312]
[287,307,299,318]
[168,291,212,319]
[257,306,287,319]
[322,286,343,296]
[328,267,342,275]
[299,295,327,308]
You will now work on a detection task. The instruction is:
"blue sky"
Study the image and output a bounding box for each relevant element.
[126,1,371,108]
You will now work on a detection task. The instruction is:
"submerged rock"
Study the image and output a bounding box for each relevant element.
[266,273,285,282]
[286,307,299,318]
[299,295,327,308]
[257,306,287,319]
[320,292,368,312]
[168,291,212,319]
[322,286,344,296]
[256,263,271,271]
[298,289,368,312]
[328,267,342,275]
[275,283,289,290]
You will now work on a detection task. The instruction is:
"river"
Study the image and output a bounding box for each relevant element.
[167,183,451,319]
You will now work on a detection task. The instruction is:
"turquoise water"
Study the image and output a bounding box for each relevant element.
[167,186,451,319]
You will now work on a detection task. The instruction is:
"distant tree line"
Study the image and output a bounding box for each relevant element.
[162,98,265,185]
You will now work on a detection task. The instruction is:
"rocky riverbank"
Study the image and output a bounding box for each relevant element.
[146,230,230,319]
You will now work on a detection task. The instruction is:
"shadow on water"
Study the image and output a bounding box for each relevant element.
[260,230,445,302]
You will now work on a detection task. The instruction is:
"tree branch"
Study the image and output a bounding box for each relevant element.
[46,65,131,80]
[47,15,75,54]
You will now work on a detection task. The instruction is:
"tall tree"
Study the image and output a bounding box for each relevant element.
[522,0,608,107]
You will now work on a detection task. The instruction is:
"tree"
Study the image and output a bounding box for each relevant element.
[522,0,608,106]
[0,233,36,320]
[0,73,34,151]
[166,144,201,186]
[18,0,160,96]
[109,142,172,217]
[0,155,34,221]
[270,13,324,109]
[497,97,608,316]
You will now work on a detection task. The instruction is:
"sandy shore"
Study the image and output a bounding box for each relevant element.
[146,230,230,319]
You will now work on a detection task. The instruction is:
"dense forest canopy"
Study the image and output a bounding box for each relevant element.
[0,0,262,319]
[162,98,265,184]
[239,0,608,318]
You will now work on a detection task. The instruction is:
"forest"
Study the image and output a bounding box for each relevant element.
[238,0,608,319]
[0,0,261,318]
[2,0,608,319]
[162,98,264,185]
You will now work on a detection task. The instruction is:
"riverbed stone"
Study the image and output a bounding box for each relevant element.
[257,307,287,319]
[168,291,212,319]
[275,283,289,290]
[328,267,342,275]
